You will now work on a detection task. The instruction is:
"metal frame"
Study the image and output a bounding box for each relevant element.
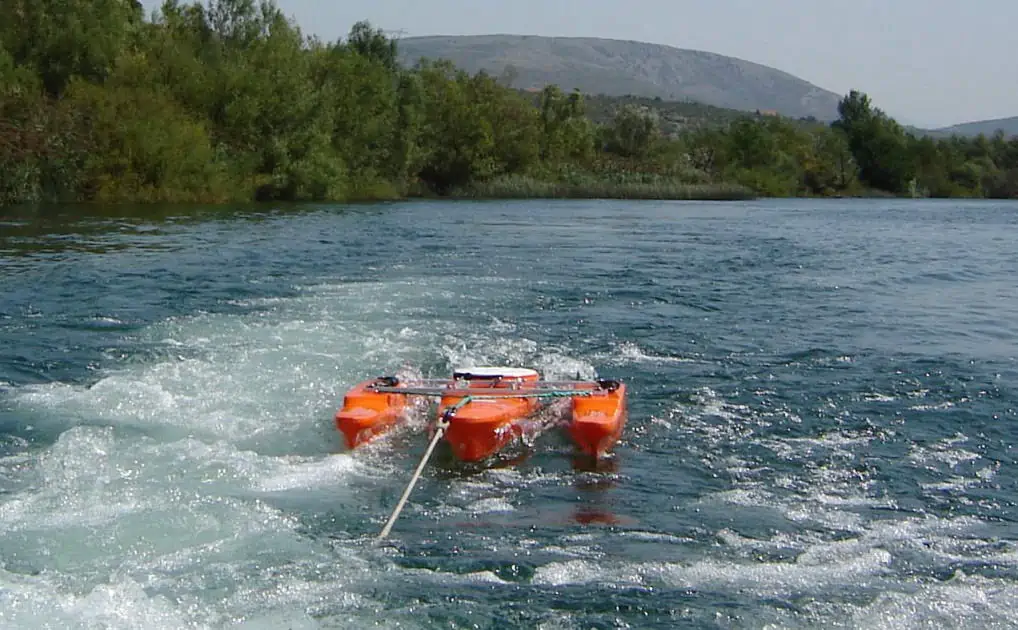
[366,377,616,399]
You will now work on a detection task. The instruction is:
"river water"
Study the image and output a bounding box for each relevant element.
[1,198,1017,628]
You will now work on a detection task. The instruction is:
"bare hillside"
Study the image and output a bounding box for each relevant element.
[398,34,843,121]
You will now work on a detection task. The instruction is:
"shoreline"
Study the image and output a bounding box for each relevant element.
[5,190,1011,217]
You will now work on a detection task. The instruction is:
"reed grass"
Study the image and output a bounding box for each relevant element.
[449,174,755,201]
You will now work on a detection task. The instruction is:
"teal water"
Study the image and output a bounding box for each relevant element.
[1,198,1017,628]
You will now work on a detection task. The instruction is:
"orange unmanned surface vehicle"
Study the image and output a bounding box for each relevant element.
[335,367,627,462]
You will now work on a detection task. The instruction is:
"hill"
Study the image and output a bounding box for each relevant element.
[397,34,843,121]
[933,116,1018,138]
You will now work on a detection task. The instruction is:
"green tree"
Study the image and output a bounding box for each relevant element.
[539,86,595,163]
[833,90,915,193]
[388,71,425,190]
[603,103,659,159]
[720,117,803,196]
[0,0,143,96]
[470,71,541,175]
[345,21,398,72]
[63,78,230,202]
[804,127,858,194]
[415,60,497,193]
[316,44,402,196]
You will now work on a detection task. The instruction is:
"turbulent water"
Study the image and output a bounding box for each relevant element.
[1,198,1017,629]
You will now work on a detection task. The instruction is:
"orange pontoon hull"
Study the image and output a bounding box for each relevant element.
[569,382,627,458]
[438,396,544,462]
[437,367,541,461]
[334,378,409,449]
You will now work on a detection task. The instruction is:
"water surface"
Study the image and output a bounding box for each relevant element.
[1,198,1017,628]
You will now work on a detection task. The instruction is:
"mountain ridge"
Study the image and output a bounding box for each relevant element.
[932,116,1018,138]
[396,34,844,121]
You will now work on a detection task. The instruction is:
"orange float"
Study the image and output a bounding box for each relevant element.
[334,376,409,449]
[568,378,628,459]
[334,367,627,462]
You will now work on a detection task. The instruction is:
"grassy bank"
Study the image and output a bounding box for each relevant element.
[447,174,754,201]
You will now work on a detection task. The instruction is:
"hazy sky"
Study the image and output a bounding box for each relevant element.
[140,0,1016,128]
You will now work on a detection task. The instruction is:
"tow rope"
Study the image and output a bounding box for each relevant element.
[376,395,474,541]
[374,388,598,542]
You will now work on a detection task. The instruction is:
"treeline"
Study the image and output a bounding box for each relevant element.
[1,0,1016,206]
[594,92,1018,198]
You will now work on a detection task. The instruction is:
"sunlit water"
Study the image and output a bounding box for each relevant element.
[1,198,1017,629]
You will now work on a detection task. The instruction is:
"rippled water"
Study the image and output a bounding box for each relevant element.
[1,198,1017,628]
